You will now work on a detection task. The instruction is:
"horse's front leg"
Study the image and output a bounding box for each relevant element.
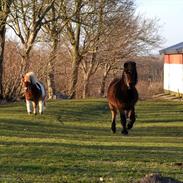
[109,103,117,133]
[127,108,136,130]
[111,109,117,133]
[32,101,38,115]
[26,100,32,114]
[120,110,128,135]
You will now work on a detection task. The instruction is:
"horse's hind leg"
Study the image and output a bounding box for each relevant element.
[38,100,44,114]
[32,101,38,115]
[120,110,128,135]
[109,103,117,133]
[127,108,136,130]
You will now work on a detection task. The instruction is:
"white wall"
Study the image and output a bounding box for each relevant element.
[164,63,183,93]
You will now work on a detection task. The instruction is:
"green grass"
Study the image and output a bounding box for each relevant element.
[0,99,183,183]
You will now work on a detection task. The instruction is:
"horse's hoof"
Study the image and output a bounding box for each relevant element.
[127,123,133,130]
[121,130,128,135]
[111,125,116,133]
[112,130,116,133]
[34,113,37,115]
[111,127,116,133]
[28,112,32,115]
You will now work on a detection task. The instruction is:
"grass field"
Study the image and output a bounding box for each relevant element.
[0,99,183,183]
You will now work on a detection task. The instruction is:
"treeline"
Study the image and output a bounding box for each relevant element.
[0,0,162,101]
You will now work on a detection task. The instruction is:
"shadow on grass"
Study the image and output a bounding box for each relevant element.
[1,114,183,139]
[47,101,109,123]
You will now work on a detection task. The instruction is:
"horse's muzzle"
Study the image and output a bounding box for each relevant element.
[24,87,28,92]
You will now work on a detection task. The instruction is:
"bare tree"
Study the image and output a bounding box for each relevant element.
[80,0,105,98]
[8,0,55,73]
[62,0,107,98]
[81,54,100,98]
[42,0,78,99]
[0,0,13,99]
[3,41,22,100]
[62,0,108,98]
[98,3,162,97]
[80,0,142,98]
[1,0,163,100]
[61,0,84,98]
[4,0,57,99]
[42,1,64,99]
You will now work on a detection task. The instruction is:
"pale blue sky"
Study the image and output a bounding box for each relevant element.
[136,0,183,50]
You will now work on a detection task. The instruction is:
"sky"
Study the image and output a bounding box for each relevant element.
[135,0,183,52]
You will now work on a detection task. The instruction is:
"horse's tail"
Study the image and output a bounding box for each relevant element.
[37,81,46,109]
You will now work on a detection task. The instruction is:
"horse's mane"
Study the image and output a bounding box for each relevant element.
[25,72,38,85]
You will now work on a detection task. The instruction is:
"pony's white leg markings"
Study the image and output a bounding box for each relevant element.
[32,101,37,115]
[26,100,32,114]
[39,100,44,114]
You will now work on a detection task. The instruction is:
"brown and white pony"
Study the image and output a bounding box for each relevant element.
[107,61,138,135]
[22,72,46,115]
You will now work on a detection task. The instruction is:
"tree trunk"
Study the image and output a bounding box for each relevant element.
[99,73,107,97]
[0,27,5,99]
[17,45,31,75]
[47,61,56,99]
[69,58,80,99]
[67,1,82,99]
[99,64,111,97]
[82,73,90,99]
[46,35,57,99]
[0,0,15,99]
[69,38,81,99]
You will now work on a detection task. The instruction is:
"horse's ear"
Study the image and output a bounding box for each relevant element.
[124,62,128,69]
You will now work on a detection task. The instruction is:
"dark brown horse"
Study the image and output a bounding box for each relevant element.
[107,61,138,135]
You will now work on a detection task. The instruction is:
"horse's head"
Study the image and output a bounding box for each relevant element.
[123,61,138,89]
[22,72,37,92]
[22,74,32,92]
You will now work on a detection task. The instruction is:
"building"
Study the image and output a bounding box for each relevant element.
[160,42,183,95]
